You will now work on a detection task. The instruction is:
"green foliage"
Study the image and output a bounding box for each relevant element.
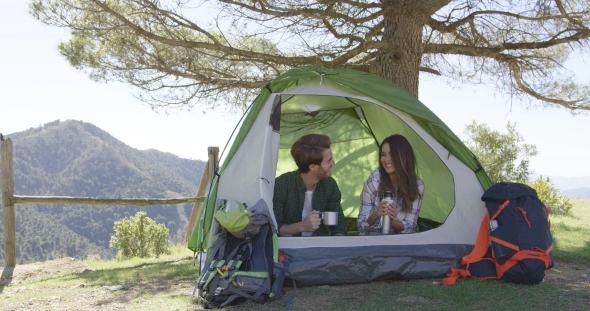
[462,121,573,217]
[525,177,574,216]
[463,121,538,183]
[0,204,113,264]
[110,211,170,259]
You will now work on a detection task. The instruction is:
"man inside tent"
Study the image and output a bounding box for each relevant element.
[272,134,347,236]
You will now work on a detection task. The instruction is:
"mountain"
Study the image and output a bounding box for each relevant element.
[531,174,590,198]
[0,120,206,264]
[561,187,590,199]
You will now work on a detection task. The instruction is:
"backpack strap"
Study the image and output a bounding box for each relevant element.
[443,200,511,285]
[442,211,489,285]
[219,277,271,307]
[193,237,228,296]
[276,264,297,310]
[490,200,510,220]
[211,240,251,289]
[197,260,227,293]
[496,249,552,279]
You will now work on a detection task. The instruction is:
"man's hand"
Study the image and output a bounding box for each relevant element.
[279,210,321,236]
[301,210,321,232]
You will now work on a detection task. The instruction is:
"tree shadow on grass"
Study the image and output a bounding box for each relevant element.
[0,266,15,292]
[69,258,196,282]
[552,222,590,265]
[58,259,198,305]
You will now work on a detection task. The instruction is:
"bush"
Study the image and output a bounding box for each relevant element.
[462,121,538,183]
[525,177,573,216]
[109,211,170,258]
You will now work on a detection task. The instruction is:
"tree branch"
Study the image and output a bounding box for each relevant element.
[423,29,590,56]
[429,9,576,34]
[507,59,589,111]
[90,0,332,66]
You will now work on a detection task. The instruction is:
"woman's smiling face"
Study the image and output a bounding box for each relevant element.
[380,143,395,175]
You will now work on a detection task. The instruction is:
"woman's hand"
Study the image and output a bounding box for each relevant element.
[371,201,396,219]
[384,202,397,220]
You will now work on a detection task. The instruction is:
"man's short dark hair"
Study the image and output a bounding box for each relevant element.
[291,134,331,173]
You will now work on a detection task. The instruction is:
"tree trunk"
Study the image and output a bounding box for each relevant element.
[374,1,426,98]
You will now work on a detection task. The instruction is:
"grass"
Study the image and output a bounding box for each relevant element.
[292,279,584,311]
[0,244,201,310]
[1,200,589,310]
[550,198,590,263]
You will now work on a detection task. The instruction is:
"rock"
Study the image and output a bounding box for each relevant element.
[103,285,124,291]
[103,284,131,291]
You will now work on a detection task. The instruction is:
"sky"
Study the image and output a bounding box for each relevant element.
[1,1,589,182]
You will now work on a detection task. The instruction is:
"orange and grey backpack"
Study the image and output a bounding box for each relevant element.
[444,182,554,285]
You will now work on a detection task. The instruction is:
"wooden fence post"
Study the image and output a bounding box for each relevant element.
[1,136,16,267]
[185,147,219,244]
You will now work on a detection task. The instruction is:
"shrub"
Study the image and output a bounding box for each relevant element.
[462,121,538,183]
[109,211,170,258]
[525,177,573,216]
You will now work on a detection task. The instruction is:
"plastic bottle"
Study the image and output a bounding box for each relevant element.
[380,191,393,234]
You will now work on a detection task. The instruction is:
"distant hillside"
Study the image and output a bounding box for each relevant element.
[531,174,590,191]
[561,187,590,199]
[0,120,206,264]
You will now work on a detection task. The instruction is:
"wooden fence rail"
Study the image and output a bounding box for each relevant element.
[1,134,218,267]
[11,196,204,206]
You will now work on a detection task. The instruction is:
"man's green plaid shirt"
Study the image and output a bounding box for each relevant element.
[273,170,347,236]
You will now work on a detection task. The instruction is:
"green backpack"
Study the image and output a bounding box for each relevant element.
[194,199,295,309]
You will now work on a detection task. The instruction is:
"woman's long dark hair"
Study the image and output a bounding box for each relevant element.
[378,135,420,213]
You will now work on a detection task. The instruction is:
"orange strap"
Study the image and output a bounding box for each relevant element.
[442,268,471,286]
[491,200,510,220]
[543,202,551,229]
[545,244,553,255]
[443,259,498,286]
[461,212,490,265]
[543,202,551,214]
[490,236,520,252]
[443,211,493,286]
[496,249,552,279]
[516,207,531,227]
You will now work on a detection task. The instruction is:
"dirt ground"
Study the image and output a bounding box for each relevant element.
[543,259,590,291]
[1,257,94,286]
[0,257,588,310]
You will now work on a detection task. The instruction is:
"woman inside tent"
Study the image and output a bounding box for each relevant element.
[357,135,425,235]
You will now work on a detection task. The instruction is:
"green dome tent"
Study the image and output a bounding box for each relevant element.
[188,66,492,285]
